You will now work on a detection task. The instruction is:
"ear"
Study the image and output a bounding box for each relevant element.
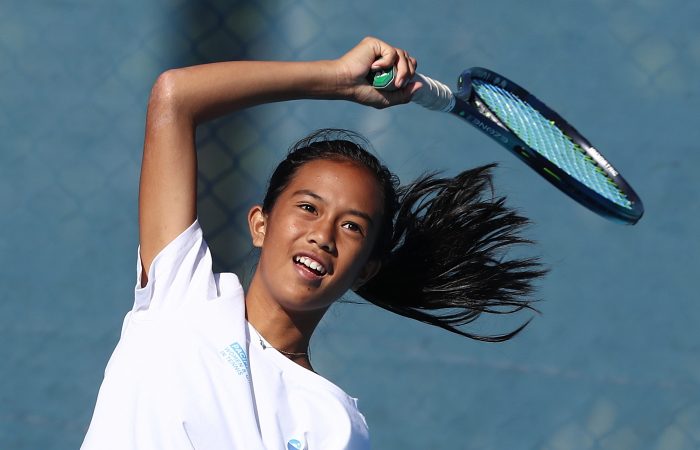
[352,258,381,291]
[248,205,266,248]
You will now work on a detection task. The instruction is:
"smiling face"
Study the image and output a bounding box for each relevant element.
[247,159,385,313]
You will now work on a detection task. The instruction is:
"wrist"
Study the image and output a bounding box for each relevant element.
[329,59,356,101]
[303,59,355,101]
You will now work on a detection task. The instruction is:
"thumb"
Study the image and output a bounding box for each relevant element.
[383,81,423,105]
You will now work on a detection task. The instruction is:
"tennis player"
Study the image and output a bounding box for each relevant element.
[81,37,544,449]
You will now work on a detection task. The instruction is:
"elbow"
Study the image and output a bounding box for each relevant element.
[146,69,194,126]
[149,69,180,111]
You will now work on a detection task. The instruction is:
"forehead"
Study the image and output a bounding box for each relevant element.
[284,159,384,216]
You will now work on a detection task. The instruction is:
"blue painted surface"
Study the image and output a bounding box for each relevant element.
[1,1,699,449]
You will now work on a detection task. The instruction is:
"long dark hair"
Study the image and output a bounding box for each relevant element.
[264,129,546,342]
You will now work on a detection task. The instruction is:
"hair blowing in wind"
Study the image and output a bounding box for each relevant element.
[356,164,547,342]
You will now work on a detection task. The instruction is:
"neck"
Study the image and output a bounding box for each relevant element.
[245,277,328,359]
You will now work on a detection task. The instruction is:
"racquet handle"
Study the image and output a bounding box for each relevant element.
[411,73,455,112]
[371,68,455,112]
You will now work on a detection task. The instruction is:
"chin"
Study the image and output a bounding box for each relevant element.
[278,298,334,315]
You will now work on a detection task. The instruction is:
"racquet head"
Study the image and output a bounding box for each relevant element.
[455,68,643,224]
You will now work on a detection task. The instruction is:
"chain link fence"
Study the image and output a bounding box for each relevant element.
[2,0,699,448]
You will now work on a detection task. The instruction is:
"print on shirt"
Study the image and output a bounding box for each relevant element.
[287,438,306,450]
[219,342,250,381]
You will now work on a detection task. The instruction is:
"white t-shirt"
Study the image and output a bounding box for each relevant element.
[82,220,370,450]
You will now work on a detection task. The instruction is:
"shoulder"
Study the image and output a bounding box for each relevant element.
[134,218,244,315]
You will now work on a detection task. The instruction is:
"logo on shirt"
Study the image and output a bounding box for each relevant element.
[287,438,304,450]
[219,342,250,381]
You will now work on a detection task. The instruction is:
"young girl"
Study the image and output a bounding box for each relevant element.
[82,37,544,449]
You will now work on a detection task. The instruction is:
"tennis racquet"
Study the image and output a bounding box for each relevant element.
[372,68,644,224]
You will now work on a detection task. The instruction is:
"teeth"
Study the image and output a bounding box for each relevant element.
[294,255,326,275]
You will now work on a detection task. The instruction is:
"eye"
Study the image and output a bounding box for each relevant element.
[342,222,364,234]
[298,203,317,214]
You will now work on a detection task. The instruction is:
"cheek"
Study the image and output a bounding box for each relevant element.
[340,241,373,276]
[261,214,304,253]
[355,230,380,261]
[286,221,300,234]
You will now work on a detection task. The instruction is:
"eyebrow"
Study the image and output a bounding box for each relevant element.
[292,189,375,225]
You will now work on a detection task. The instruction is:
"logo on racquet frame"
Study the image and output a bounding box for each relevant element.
[587,147,618,177]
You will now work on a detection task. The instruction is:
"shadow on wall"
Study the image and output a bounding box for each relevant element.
[175,0,274,275]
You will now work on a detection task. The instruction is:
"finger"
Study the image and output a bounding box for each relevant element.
[408,80,423,95]
[409,56,418,76]
[394,50,411,88]
[403,54,416,83]
[370,42,399,70]
[404,80,423,100]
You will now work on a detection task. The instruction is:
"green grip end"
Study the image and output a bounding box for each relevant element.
[371,68,395,89]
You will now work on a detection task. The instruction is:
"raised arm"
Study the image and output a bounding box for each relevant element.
[138,37,419,286]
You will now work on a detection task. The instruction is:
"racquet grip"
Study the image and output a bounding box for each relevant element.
[371,69,455,112]
[410,73,455,112]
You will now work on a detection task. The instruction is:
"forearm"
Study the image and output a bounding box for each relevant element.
[152,59,347,125]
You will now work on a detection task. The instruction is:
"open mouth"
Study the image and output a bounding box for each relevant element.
[294,255,327,276]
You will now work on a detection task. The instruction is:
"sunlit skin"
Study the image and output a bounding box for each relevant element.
[245,159,384,369]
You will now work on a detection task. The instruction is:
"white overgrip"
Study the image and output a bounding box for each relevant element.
[411,73,455,112]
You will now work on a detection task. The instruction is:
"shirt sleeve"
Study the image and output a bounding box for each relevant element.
[132,219,219,316]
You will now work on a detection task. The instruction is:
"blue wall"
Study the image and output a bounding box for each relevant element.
[2,1,699,448]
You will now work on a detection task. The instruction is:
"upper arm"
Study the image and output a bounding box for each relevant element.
[138,70,197,286]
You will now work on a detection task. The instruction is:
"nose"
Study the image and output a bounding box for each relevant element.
[308,218,336,254]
